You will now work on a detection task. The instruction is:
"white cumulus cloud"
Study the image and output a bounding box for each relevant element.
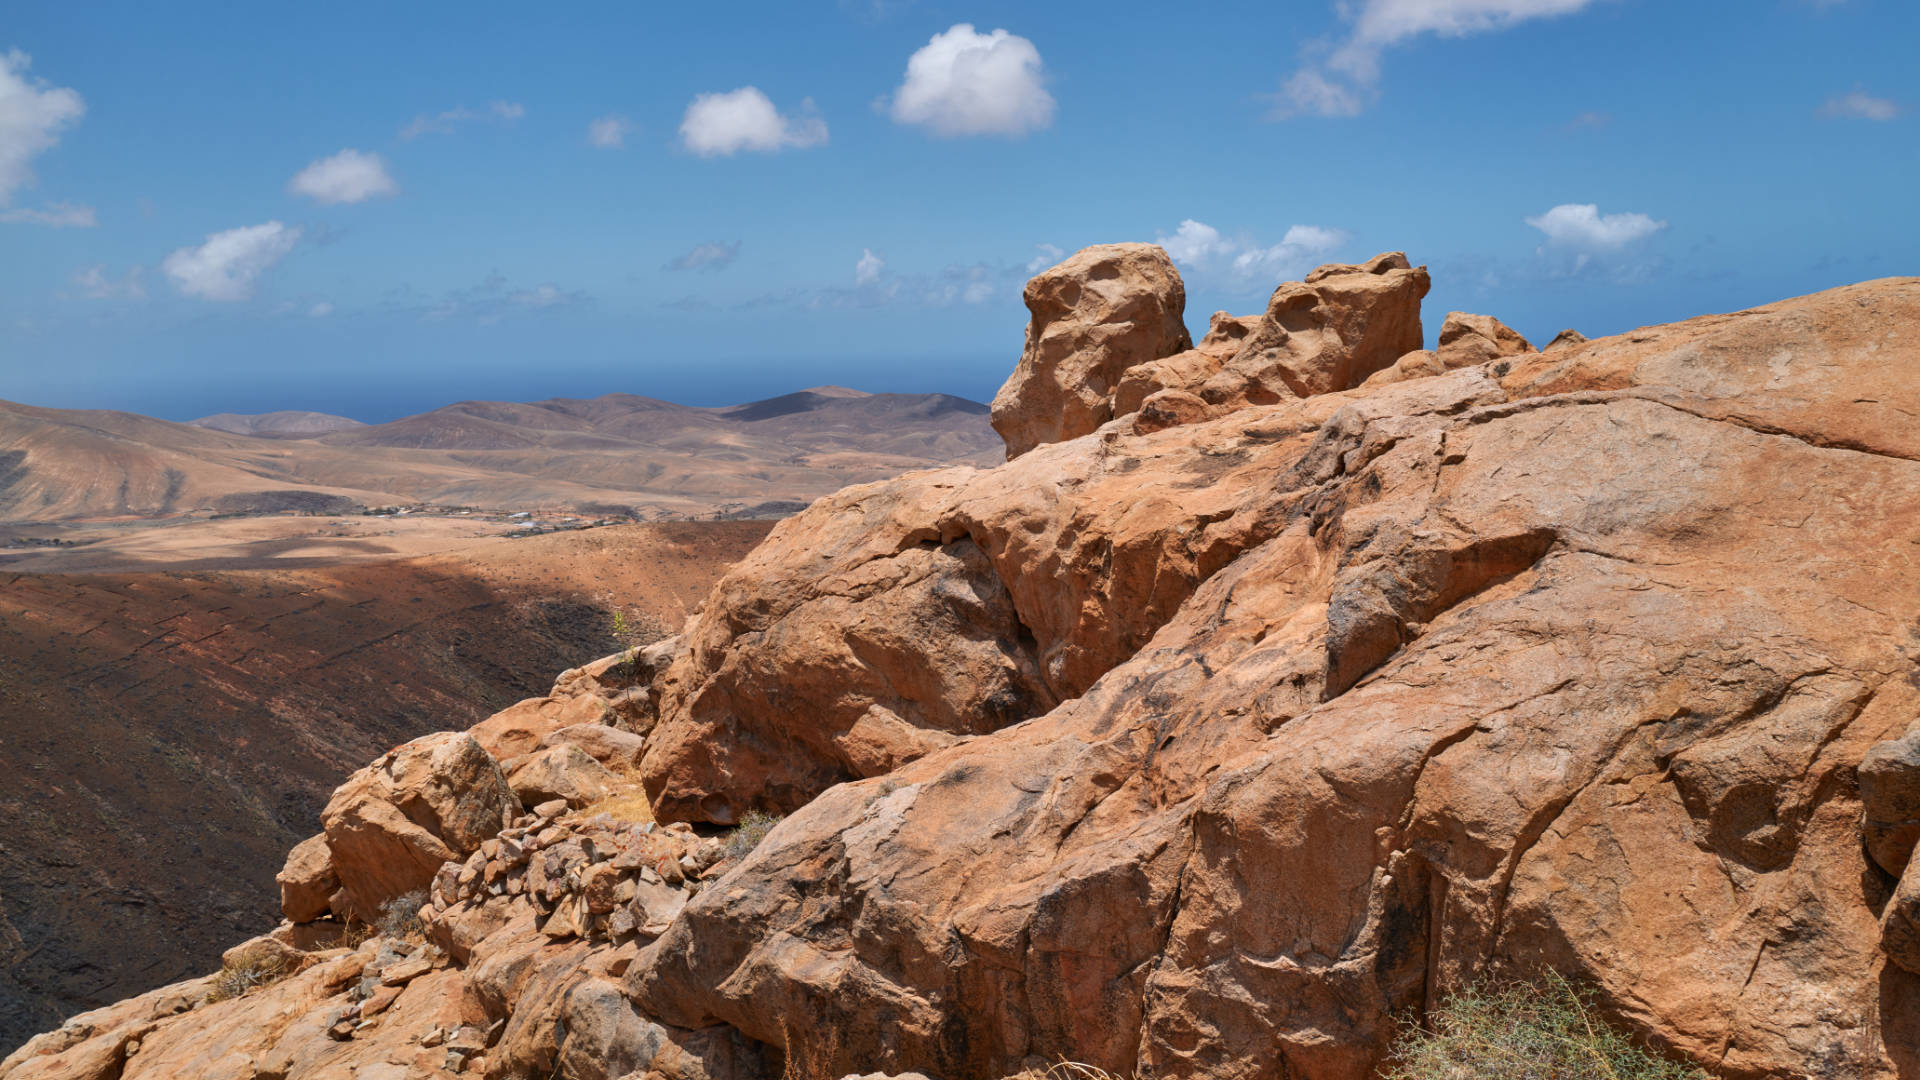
[588,114,632,148]
[1277,0,1600,117]
[1157,220,1233,264]
[1156,219,1350,286]
[856,248,885,285]
[888,24,1055,137]
[161,221,302,302]
[1820,90,1903,121]
[288,149,397,205]
[680,88,827,157]
[1525,203,1666,251]
[1232,225,1351,279]
[0,49,89,219]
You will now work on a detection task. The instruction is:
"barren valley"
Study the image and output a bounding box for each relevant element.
[0,520,774,1050]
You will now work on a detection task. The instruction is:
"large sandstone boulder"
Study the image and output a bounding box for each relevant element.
[1198,251,1430,408]
[507,743,621,809]
[275,834,337,924]
[320,732,518,923]
[628,276,1920,1080]
[990,243,1192,459]
[636,400,1319,822]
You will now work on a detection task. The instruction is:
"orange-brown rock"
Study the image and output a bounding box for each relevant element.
[630,275,1920,1080]
[1198,251,1430,407]
[320,732,518,923]
[1362,310,1535,388]
[1111,310,1260,419]
[541,723,647,773]
[1545,327,1589,350]
[470,693,611,764]
[15,269,1920,1080]
[1438,309,1531,361]
[275,834,338,924]
[1862,732,1920,874]
[507,744,620,809]
[990,243,1192,459]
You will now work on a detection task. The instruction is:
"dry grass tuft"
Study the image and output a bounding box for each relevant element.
[583,790,656,824]
[205,951,291,1004]
[1383,973,1709,1080]
[375,890,428,942]
[584,760,656,824]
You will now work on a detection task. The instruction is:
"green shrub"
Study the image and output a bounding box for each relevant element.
[725,810,783,861]
[1383,974,1708,1080]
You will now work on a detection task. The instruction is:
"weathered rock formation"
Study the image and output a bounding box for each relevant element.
[8,247,1920,1080]
[990,243,1192,460]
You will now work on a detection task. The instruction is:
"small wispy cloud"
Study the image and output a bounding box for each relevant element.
[588,114,632,148]
[71,264,145,300]
[1819,89,1903,121]
[666,241,741,272]
[419,272,584,323]
[0,200,95,226]
[400,100,525,140]
[855,248,885,285]
[1025,243,1064,273]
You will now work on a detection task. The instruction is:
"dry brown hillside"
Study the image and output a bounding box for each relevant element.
[0,522,769,1053]
[0,388,997,523]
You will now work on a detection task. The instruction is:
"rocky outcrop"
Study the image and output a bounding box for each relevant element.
[990,243,1192,459]
[1366,310,1535,387]
[319,732,519,924]
[275,835,338,925]
[1197,251,1430,407]
[11,252,1920,1080]
[630,273,1920,1080]
[1863,732,1920,875]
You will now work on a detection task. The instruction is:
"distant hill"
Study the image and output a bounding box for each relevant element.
[189,410,367,437]
[0,388,1000,523]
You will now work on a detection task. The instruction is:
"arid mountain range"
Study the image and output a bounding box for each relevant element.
[0,387,996,523]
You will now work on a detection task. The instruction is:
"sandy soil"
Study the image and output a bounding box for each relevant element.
[0,514,626,574]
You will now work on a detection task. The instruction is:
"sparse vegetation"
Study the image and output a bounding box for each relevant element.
[725,810,783,861]
[205,950,289,1004]
[1382,974,1708,1080]
[375,890,428,942]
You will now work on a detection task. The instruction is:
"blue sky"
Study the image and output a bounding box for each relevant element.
[1,0,1913,421]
